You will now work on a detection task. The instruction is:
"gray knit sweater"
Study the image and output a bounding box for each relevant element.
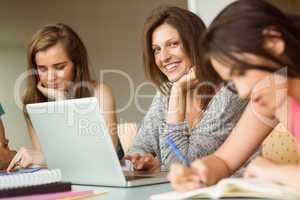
[128,86,254,171]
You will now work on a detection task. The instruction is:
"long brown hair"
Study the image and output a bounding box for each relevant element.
[23,23,93,117]
[201,0,300,77]
[143,6,221,109]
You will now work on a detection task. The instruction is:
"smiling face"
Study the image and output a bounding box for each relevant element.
[151,23,192,82]
[35,42,74,90]
[211,54,288,112]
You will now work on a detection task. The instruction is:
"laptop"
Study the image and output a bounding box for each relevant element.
[26,97,168,187]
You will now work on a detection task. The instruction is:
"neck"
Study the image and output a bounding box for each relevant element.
[288,78,300,102]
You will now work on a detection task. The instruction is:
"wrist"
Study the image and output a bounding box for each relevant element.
[202,155,231,185]
[171,83,186,94]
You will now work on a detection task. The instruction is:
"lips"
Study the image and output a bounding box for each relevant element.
[164,61,181,73]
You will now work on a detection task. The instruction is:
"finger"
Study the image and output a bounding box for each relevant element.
[135,159,146,170]
[7,151,22,172]
[130,154,141,163]
[37,82,47,93]
[143,154,153,162]
[171,178,200,192]
[184,181,202,191]
[191,160,208,181]
[19,155,31,169]
[123,155,132,161]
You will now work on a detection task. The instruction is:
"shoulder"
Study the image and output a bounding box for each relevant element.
[93,83,115,107]
[93,82,114,98]
[206,86,248,113]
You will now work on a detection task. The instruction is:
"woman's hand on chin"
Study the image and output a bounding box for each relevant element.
[37,82,66,100]
[172,67,198,93]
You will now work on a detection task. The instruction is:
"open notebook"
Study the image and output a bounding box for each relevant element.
[0,168,71,198]
[150,178,300,200]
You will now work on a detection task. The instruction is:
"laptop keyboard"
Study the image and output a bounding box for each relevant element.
[124,171,158,181]
[125,175,153,181]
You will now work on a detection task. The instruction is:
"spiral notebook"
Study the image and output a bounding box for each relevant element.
[0,168,71,198]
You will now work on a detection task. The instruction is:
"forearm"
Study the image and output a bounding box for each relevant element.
[127,125,156,156]
[106,119,118,148]
[167,86,186,123]
[26,119,42,150]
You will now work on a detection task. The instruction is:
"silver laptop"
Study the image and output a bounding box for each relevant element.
[26,97,168,187]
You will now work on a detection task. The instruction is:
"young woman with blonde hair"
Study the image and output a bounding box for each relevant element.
[7,23,123,171]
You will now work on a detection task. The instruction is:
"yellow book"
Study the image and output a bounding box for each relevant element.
[150,178,300,200]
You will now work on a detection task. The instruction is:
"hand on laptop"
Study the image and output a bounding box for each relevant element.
[37,82,66,101]
[124,153,160,172]
[6,147,46,172]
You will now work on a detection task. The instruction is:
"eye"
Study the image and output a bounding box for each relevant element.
[152,47,161,55]
[37,66,47,73]
[169,41,179,48]
[55,65,66,70]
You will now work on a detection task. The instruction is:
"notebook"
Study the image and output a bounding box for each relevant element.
[2,190,106,200]
[0,169,71,198]
[150,178,300,200]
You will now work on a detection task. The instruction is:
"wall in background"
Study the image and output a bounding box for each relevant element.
[0,0,187,149]
[188,0,300,26]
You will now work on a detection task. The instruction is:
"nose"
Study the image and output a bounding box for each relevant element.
[160,48,171,63]
[47,69,57,82]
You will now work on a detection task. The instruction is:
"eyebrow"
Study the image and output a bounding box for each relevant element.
[152,38,179,47]
[37,61,68,67]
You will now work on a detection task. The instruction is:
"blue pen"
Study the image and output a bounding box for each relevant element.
[166,136,207,185]
[165,136,191,166]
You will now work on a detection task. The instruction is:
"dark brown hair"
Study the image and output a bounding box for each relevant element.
[143,6,221,109]
[201,0,300,77]
[23,23,93,117]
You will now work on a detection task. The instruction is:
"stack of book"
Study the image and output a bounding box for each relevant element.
[0,168,71,198]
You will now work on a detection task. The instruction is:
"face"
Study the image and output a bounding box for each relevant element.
[35,42,74,90]
[152,23,192,82]
[211,54,288,112]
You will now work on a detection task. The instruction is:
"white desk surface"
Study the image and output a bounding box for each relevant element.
[72,183,268,200]
[72,183,172,200]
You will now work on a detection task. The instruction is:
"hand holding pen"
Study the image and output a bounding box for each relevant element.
[166,137,208,192]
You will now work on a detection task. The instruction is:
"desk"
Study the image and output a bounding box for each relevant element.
[73,184,266,200]
[73,183,171,200]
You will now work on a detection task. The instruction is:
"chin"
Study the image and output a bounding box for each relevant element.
[167,74,184,83]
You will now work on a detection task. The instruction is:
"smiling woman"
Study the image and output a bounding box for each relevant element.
[7,23,124,171]
[124,6,257,173]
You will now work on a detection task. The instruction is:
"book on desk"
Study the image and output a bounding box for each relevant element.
[150,178,300,200]
[0,168,71,198]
